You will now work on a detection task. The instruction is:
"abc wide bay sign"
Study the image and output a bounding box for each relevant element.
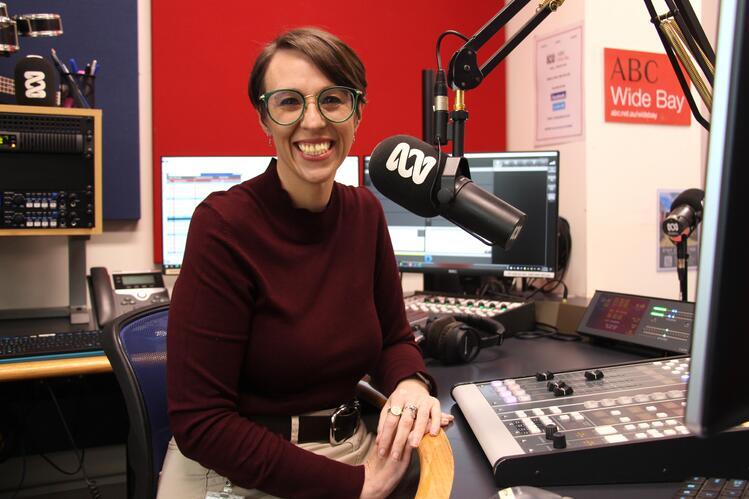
[604,48,691,126]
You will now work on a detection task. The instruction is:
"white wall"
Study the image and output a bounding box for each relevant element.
[507,0,709,301]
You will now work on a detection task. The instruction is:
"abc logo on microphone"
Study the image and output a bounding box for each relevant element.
[14,55,60,106]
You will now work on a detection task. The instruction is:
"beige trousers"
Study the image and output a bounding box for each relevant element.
[156,420,375,499]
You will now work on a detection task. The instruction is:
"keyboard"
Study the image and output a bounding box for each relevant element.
[0,330,103,361]
[674,477,749,498]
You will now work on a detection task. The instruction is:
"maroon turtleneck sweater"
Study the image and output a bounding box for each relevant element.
[167,160,433,498]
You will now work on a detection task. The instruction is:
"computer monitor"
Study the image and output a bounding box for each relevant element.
[363,150,559,279]
[684,0,749,437]
[160,155,360,274]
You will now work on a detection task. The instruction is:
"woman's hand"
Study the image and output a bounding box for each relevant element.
[359,444,413,499]
[374,377,451,462]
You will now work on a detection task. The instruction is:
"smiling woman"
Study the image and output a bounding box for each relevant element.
[159,27,450,499]
[248,29,368,212]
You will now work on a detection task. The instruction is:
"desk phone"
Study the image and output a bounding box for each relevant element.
[89,267,169,328]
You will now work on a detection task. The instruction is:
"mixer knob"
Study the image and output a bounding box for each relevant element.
[547,380,560,392]
[552,432,567,449]
[554,385,574,397]
[12,213,24,225]
[12,193,25,206]
[536,371,555,381]
[584,369,604,381]
[545,424,558,440]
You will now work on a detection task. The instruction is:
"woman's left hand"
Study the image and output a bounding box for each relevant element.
[375,378,453,461]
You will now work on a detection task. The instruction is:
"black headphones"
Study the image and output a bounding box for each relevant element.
[418,314,505,365]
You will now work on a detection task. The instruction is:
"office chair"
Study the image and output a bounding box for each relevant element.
[102,303,171,499]
[103,303,453,499]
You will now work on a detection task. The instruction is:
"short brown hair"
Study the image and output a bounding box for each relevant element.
[248,27,367,119]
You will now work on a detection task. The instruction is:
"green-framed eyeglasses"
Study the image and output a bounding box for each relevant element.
[259,86,363,126]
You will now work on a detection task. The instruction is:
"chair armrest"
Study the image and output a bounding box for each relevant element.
[356,380,455,499]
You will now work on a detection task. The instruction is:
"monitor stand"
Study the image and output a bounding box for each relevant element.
[423,274,483,295]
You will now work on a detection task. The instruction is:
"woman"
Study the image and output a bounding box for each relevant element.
[160,27,450,499]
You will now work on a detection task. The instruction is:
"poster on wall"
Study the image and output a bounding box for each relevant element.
[605,48,691,126]
[657,189,699,271]
[535,24,584,145]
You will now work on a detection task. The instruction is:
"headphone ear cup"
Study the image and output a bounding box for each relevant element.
[452,314,505,346]
[444,324,481,364]
[424,316,456,360]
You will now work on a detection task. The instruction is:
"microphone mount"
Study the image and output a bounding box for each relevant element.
[436,0,565,155]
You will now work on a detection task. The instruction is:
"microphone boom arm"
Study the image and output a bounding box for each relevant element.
[448,0,565,91]
[643,0,714,130]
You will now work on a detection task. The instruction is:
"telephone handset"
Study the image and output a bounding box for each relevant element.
[89,267,170,328]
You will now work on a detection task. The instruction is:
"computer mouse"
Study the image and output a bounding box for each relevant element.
[496,485,573,499]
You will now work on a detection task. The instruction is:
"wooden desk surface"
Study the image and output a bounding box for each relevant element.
[0,355,112,382]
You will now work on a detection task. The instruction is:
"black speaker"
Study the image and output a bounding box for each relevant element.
[420,314,504,365]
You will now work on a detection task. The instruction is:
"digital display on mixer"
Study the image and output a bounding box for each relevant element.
[585,295,648,336]
[578,290,695,354]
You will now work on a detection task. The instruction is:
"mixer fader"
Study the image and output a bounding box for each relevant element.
[452,357,749,487]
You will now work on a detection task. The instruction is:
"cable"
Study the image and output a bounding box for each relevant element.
[39,447,85,475]
[10,439,26,499]
[435,30,469,71]
[43,381,102,499]
[514,322,582,342]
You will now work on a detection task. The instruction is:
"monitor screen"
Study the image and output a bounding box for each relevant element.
[160,156,360,274]
[685,0,749,436]
[363,151,559,279]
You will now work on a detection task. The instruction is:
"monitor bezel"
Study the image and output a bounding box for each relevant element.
[685,0,749,436]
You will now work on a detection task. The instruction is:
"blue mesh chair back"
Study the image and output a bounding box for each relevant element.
[102,304,170,499]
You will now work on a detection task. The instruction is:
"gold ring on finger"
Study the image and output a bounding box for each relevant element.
[388,405,403,417]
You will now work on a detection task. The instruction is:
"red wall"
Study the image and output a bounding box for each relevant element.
[152,0,508,262]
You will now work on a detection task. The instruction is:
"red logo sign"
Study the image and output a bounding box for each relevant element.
[604,48,691,126]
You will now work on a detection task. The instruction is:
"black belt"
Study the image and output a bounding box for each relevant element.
[250,401,361,445]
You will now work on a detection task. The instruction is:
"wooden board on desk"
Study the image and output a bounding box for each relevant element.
[0,354,111,382]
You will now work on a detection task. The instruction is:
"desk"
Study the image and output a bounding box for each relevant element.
[427,335,684,499]
[0,316,108,382]
[1,337,688,498]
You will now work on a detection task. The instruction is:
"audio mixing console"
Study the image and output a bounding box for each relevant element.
[452,357,749,487]
[404,292,536,336]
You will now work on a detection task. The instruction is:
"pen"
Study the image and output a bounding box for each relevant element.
[49,48,90,108]
[68,58,78,74]
[90,59,97,76]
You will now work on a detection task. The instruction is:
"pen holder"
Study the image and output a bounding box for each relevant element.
[60,72,95,108]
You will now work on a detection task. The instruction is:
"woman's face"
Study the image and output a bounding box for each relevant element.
[260,49,360,192]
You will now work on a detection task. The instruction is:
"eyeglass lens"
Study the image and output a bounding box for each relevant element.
[267,87,355,124]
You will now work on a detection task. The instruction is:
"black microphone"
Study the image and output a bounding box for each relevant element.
[433,69,449,145]
[662,188,704,241]
[369,135,526,249]
[14,55,59,106]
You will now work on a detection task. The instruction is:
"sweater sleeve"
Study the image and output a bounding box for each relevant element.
[367,198,437,396]
[167,203,364,499]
